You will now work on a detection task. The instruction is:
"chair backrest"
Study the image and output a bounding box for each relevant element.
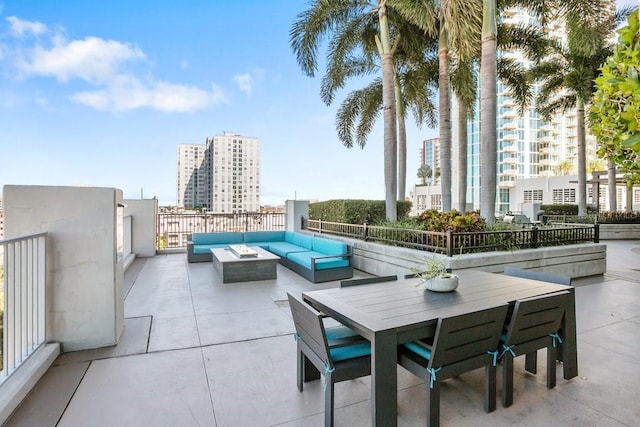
[502,291,569,347]
[287,293,332,365]
[340,275,397,287]
[429,304,509,368]
[503,267,571,286]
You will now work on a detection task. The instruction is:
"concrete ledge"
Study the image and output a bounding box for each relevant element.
[325,236,606,279]
[0,342,61,424]
[599,224,640,240]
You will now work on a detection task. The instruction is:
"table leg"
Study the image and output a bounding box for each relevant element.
[560,288,578,379]
[371,331,397,426]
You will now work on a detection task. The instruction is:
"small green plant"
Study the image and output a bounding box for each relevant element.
[410,255,452,284]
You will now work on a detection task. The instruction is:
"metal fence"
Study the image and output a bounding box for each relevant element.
[304,219,599,257]
[1,233,47,382]
[157,212,286,249]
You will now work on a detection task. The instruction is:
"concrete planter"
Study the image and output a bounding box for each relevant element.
[327,235,606,279]
[598,224,640,240]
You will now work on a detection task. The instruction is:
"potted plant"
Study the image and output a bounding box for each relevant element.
[410,255,459,292]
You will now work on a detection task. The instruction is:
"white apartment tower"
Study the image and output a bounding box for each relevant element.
[176,132,260,211]
[453,6,609,214]
[207,132,260,213]
[177,143,210,208]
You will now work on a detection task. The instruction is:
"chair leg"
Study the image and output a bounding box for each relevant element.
[302,352,320,385]
[547,345,557,389]
[485,364,497,412]
[324,374,335,427]
[524,351,537,374]
[426,381,440,427]
[502,355,514,408]
[297,348,303,391]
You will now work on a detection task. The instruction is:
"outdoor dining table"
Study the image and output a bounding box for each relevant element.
[302,269,578,426]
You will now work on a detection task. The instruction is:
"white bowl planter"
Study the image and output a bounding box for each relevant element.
[423,274,459,292]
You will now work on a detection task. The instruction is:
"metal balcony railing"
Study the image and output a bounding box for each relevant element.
[157,212,286,249]
[1,233,47,382]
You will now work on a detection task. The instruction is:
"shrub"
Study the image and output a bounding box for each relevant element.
[540,204,578,215]
[415,209,486,232]
[597,211,640,224]
[309,199,411,224]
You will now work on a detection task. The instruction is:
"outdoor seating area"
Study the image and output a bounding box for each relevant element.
[4,240,640,426]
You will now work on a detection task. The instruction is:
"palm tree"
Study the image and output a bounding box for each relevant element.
[530,6,631,216]
[290,0,399,221]
[555,159,575,176]
[320,14,439,202]
[477,0,604,222]
[394,0,482,213]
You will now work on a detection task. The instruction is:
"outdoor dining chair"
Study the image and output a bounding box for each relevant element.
[499,291,570,407]
[339,275,397,287]
[503,267,571,369]
[287,293,371,427]
[398,304,510,427]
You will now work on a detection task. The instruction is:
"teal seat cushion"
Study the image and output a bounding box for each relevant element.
[193,243,232,254]
[286,251,349,270]
[325,325,359,340]
[329,342,371,362]
[268,242,309,258]
[285,231,313,250]
[312,237,347,255]
[191,232,243,245]
[244,231,286,243]
[404,341,432,360]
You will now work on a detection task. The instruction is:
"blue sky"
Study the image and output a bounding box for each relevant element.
[0,1,635,206]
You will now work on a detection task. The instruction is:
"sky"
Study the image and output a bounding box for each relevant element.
[0,1,637,207]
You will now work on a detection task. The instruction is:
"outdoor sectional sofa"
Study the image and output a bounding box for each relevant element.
[187,230,353,283]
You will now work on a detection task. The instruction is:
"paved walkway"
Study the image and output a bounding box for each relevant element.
[5,240,640,426]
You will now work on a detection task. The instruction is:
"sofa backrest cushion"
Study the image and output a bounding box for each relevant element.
[191,232,244,245]
[244,231,286,243]
[312,237,347,255]
[285,231,313,250]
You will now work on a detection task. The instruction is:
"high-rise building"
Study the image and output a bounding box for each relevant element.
[176,132,260,212]
[207,132,260,213]
[451,6,610,214]
[420,138,439,186]
[176,143,210,208]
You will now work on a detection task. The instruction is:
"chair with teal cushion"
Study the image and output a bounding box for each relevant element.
[287,293,371,427]
[398,305,509,427]
[499,291,569,407]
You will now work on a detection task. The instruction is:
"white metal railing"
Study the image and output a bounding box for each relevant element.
[0,233,47,383]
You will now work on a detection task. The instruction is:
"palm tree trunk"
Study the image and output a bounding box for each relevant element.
[439,22,452,212]
[396,81,407,201]
[608,159,616,211]
[577,98,587,216]
[480,0,497,223]
[457,101,468,212]
[378,0,398,221]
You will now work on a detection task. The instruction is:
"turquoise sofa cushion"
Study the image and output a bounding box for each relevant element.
[193,243,233,254]
[191,232,243,245]
[312,237,347,255]
[286,251,349,270]
[244,231,286,243]
[285,231,313,250]
[268,242,309,258]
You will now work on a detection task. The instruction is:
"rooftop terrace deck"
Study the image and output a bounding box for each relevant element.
[5,240,640,426]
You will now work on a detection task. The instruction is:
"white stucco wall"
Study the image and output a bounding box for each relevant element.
[124,199,158,257]
[3,185,124,352]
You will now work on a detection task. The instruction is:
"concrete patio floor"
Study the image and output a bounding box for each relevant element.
[5,240,640,426]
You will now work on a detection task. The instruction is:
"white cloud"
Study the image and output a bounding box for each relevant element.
[70,77,228,112]
[233,73,253,96]
[19,35,145,83]
[6,16,47,37]
[2,16,228,113]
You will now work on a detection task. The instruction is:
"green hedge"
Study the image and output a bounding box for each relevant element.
[309,199,412,224]
[540,204,578,215]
